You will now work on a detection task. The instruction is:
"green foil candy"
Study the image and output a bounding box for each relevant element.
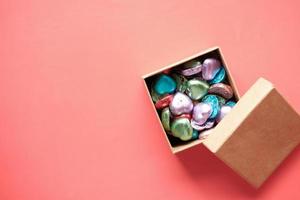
[171,73,188,93]
[161,107,171,131]
[171,118,193,141]
[216,95,226,106]
[186,79,209,100]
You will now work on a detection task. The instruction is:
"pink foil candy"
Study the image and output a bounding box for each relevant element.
[191,119,215,131]
[202,58,221,80]
[191,119,206,131]
[192,102,212,125]
[169,92,193,116]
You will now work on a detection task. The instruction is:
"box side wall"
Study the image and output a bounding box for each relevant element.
[203,78,274,152]
[214,88,300,187]
[142,47,241,153]
[142,47,220,79]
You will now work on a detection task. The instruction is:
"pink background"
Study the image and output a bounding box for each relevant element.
[1,0,300,199]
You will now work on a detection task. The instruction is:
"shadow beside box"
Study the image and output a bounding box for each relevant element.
[142,47,300,188]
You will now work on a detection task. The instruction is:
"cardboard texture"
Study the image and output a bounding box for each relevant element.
[143,47,240,153]
[204,78,300,187]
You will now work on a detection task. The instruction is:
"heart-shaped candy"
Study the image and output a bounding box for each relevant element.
[186,79,209,100]
[169,92,193,116]
[192,102,212,125]
[154,74,176,95]
[202,58,221,80]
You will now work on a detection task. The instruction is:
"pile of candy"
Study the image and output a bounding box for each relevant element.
[150,58,237,142]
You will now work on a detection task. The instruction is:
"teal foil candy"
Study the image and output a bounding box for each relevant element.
[226,101,236,107]
[192,129,199,140]
[154,74,177,95]
[151,83,165,103]
[161,107,171,131]
[209,67,226,84]
[202,94,220,119]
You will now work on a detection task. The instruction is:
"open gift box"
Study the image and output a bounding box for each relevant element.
[142,47,300,188]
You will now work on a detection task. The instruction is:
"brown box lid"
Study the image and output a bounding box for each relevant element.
[203,78,300,188]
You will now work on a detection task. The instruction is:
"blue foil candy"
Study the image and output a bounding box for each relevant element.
[209,67,226,84]
[192,129,199,139]
[202,94,220,119]
[154,74,177,95]
[225,101,236,107]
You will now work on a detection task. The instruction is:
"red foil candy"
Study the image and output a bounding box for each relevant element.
[155,94,174,109]
[174,113,192,120]
[162,68,172,74]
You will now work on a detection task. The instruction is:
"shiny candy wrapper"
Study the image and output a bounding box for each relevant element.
[149,57,237,142]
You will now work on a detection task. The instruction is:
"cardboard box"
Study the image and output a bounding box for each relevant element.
[142,47,300,188]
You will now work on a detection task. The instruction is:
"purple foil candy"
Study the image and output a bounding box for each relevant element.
[191,119,206,131]
[202,58,221,80]
[191,119,215,131]
[192,103,212,125]
[216,105,232,123]
[169,92,193,116]
[204,120,215,129]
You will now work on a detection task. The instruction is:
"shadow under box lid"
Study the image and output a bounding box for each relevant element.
[203,78,300,188]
